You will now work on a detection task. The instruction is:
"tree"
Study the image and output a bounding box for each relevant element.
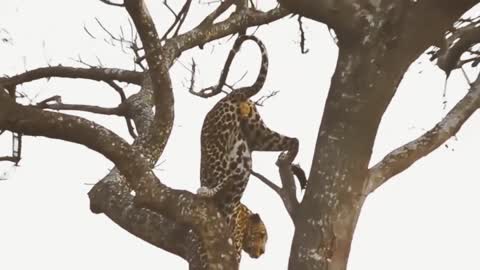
[1,0,479,270]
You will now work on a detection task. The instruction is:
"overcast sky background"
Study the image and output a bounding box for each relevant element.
[1,1,480,269]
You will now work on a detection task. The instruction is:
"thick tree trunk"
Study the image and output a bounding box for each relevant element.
[289,44,409,270]
[286,1,479,269]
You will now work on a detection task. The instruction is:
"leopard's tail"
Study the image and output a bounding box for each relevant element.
[220,35,268,99]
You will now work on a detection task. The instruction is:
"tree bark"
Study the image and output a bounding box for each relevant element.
[285,1,480,269]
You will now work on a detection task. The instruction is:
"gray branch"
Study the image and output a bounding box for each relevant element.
[366,73,480,194]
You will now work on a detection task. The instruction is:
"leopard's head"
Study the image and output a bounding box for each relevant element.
[243,213,268,258]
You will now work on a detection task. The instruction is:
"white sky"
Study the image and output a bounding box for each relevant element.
[1,1,479,269]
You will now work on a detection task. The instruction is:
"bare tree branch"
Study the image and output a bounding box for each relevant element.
[190,34,247,98]
[161,0,193,40]
[197,0,235,28]
[163,6,290,68]
[366,72,480,194]
[0,156,19,163]
[124,1,238,268]
[297,15,309,54]
[251,170,282,193]
[104,80,137,138]
[99,0,125,7]
[251,169,299,220]
[0,66,143,87]
[35,99,126,116]
[88,168,204,269]
[0,91,235,270]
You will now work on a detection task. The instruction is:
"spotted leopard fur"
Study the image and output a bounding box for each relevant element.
[197,35,305,262]
[235,204,267,259]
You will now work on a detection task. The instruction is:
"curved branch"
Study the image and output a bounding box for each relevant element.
[0,93,234,269]
[124,1,175,163]
[99,0,125,7]
[163,6,290,67]
[124,2,238,268]
[366,72,480,194]
[190,34,249,98]
[88,169,203,268]
[0,66,143,87]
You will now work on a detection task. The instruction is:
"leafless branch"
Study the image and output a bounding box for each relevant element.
[99,0,125,7]
[83,25,96,39]
[190,34,245,98]
[188,58,197,95]
[0,66,143,87]
[72,55,98,68]
[251,163,300,220]
[197,0,235,28]
[0,91,233,270]
[161,0,193,40]
[366,72,480,194]
[0,156,19,163]
[297,15,309,54]
[35,96,126,116]
[251,170,282,193]
[255,90,279,106]
[106,80,127,102]
[104,80,137,138]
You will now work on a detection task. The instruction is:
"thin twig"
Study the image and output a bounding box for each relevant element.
[297,15,309,54]
[255,90,279,106]
[99,0,125,7]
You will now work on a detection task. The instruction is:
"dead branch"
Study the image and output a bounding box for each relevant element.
[171,4,289,59]
[104,80,137,138]
[251,169,299,220]
[36,100,125,116]
[366,72,480,194]
[99,0,125,7]
[161,0,193,40]
[297,15,309,54]
[197,0,236,28]
[0,156,19,163]
[251,170,282,194]
[255,90,279,106]
[190,34,248,98]
[105,80,127,102]
[0,91,234,270]
[0,66,143,87]
[124,1,238,268]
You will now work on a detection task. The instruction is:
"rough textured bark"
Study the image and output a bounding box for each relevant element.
[3,0,480,269]
[0,1,293,269]
[281,1,480,270]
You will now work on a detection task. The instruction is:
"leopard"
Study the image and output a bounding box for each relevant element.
[196,35,306,262]
[235,203,268,259]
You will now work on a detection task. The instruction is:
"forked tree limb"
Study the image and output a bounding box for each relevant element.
[0,90,234,269]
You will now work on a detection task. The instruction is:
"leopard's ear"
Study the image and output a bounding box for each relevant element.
[249,213,261,223]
